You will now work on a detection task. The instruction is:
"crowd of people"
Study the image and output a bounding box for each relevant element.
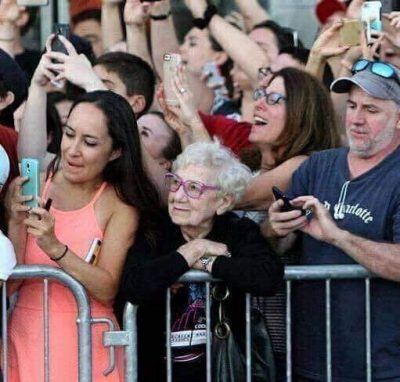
[0,0,400,381]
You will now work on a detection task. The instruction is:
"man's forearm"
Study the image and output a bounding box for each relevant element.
[234,0,270,30]
[102,2,124,51]
[150,15,179,80]
[208,15,267,85]
[331,229,400,281]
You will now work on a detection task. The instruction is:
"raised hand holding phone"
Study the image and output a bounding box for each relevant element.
[361,1,382,43]
[21,158,40,209]
[163,53,182,106]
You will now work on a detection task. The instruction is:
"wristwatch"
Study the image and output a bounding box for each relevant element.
[200,255,212,271]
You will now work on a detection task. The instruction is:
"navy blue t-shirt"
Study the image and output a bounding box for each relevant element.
[288,147,400,381]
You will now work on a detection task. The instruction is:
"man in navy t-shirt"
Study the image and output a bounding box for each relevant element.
[268,61,400,381]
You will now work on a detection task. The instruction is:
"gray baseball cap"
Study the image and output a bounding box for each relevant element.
[331,65,400,104]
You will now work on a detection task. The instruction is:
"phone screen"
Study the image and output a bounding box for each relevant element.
[51,24,70,55]
[21,158,40,209]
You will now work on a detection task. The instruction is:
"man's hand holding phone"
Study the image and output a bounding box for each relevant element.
[268,198,308,238]
[268,187,309,237]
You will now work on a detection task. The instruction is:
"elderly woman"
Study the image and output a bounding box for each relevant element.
[116,140,283,382]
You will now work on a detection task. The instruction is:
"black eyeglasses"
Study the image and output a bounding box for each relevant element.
[352,59,400,86]
[253,88,287,105]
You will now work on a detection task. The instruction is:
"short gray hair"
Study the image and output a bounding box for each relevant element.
[172,140,252,205]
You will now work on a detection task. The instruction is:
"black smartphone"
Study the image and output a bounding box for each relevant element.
[272,186,306,215]
[51,23,70,55]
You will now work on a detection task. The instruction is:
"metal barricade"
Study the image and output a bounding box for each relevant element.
[285,264,374,382]
[1,265,92,382]
[120,264,376,382]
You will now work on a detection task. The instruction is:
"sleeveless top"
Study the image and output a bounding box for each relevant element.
[16,176,111,314]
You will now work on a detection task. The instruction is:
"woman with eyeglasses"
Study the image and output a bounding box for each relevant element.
[116,140,283,382]
[236,67,341,211]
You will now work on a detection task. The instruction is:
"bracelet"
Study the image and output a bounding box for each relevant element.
[0,37,15,42]
[150,11,171,21]
[52,245,68,262]
[193,4,217,30]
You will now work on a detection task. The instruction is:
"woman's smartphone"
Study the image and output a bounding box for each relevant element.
[163,53,182,107]
[272,186,306,215]
[84,238,102,265]
[21,158,40,209]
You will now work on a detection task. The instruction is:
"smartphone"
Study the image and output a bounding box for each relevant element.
[361,1,382,42]
[51,24,70,55]
[202,62,225,88]
[84,238,102,265]
[340,19,362,47]
[16,0,48,6]
[163,53,182,107]
[272,186,306,215]
[21,158,40,209]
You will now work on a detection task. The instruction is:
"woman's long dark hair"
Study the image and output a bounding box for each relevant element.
[48,90,162,244]
[269,68,341,165]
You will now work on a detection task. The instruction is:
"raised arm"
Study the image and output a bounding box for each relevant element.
[150,0,179,79]
[305,21,349,81]
[236,156,308,211]
[101,0,124,52]
[124,0,152,66]
[157,67,211,150]
[234,0,270,31]
[18,37,55,167]
[185,0,268,86]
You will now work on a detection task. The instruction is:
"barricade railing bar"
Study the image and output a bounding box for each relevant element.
[284,265,375,382]
[3,265,93,382]
[121,265,376,382]
[2,264,376,382]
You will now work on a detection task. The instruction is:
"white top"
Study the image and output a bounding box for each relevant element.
[0,229,16,280]
[0,144,10,185]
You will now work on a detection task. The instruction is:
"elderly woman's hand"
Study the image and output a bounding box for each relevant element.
[177,238,230,268]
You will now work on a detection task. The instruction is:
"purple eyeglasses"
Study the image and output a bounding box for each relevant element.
[164,172,220,199]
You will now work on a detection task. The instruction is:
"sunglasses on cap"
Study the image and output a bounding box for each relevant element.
[352,59,400,86]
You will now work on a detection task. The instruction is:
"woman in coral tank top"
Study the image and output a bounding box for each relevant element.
[6,91,161,381]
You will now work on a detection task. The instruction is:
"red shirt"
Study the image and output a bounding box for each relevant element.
[199,113,253,156]
[0,124,19,194]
